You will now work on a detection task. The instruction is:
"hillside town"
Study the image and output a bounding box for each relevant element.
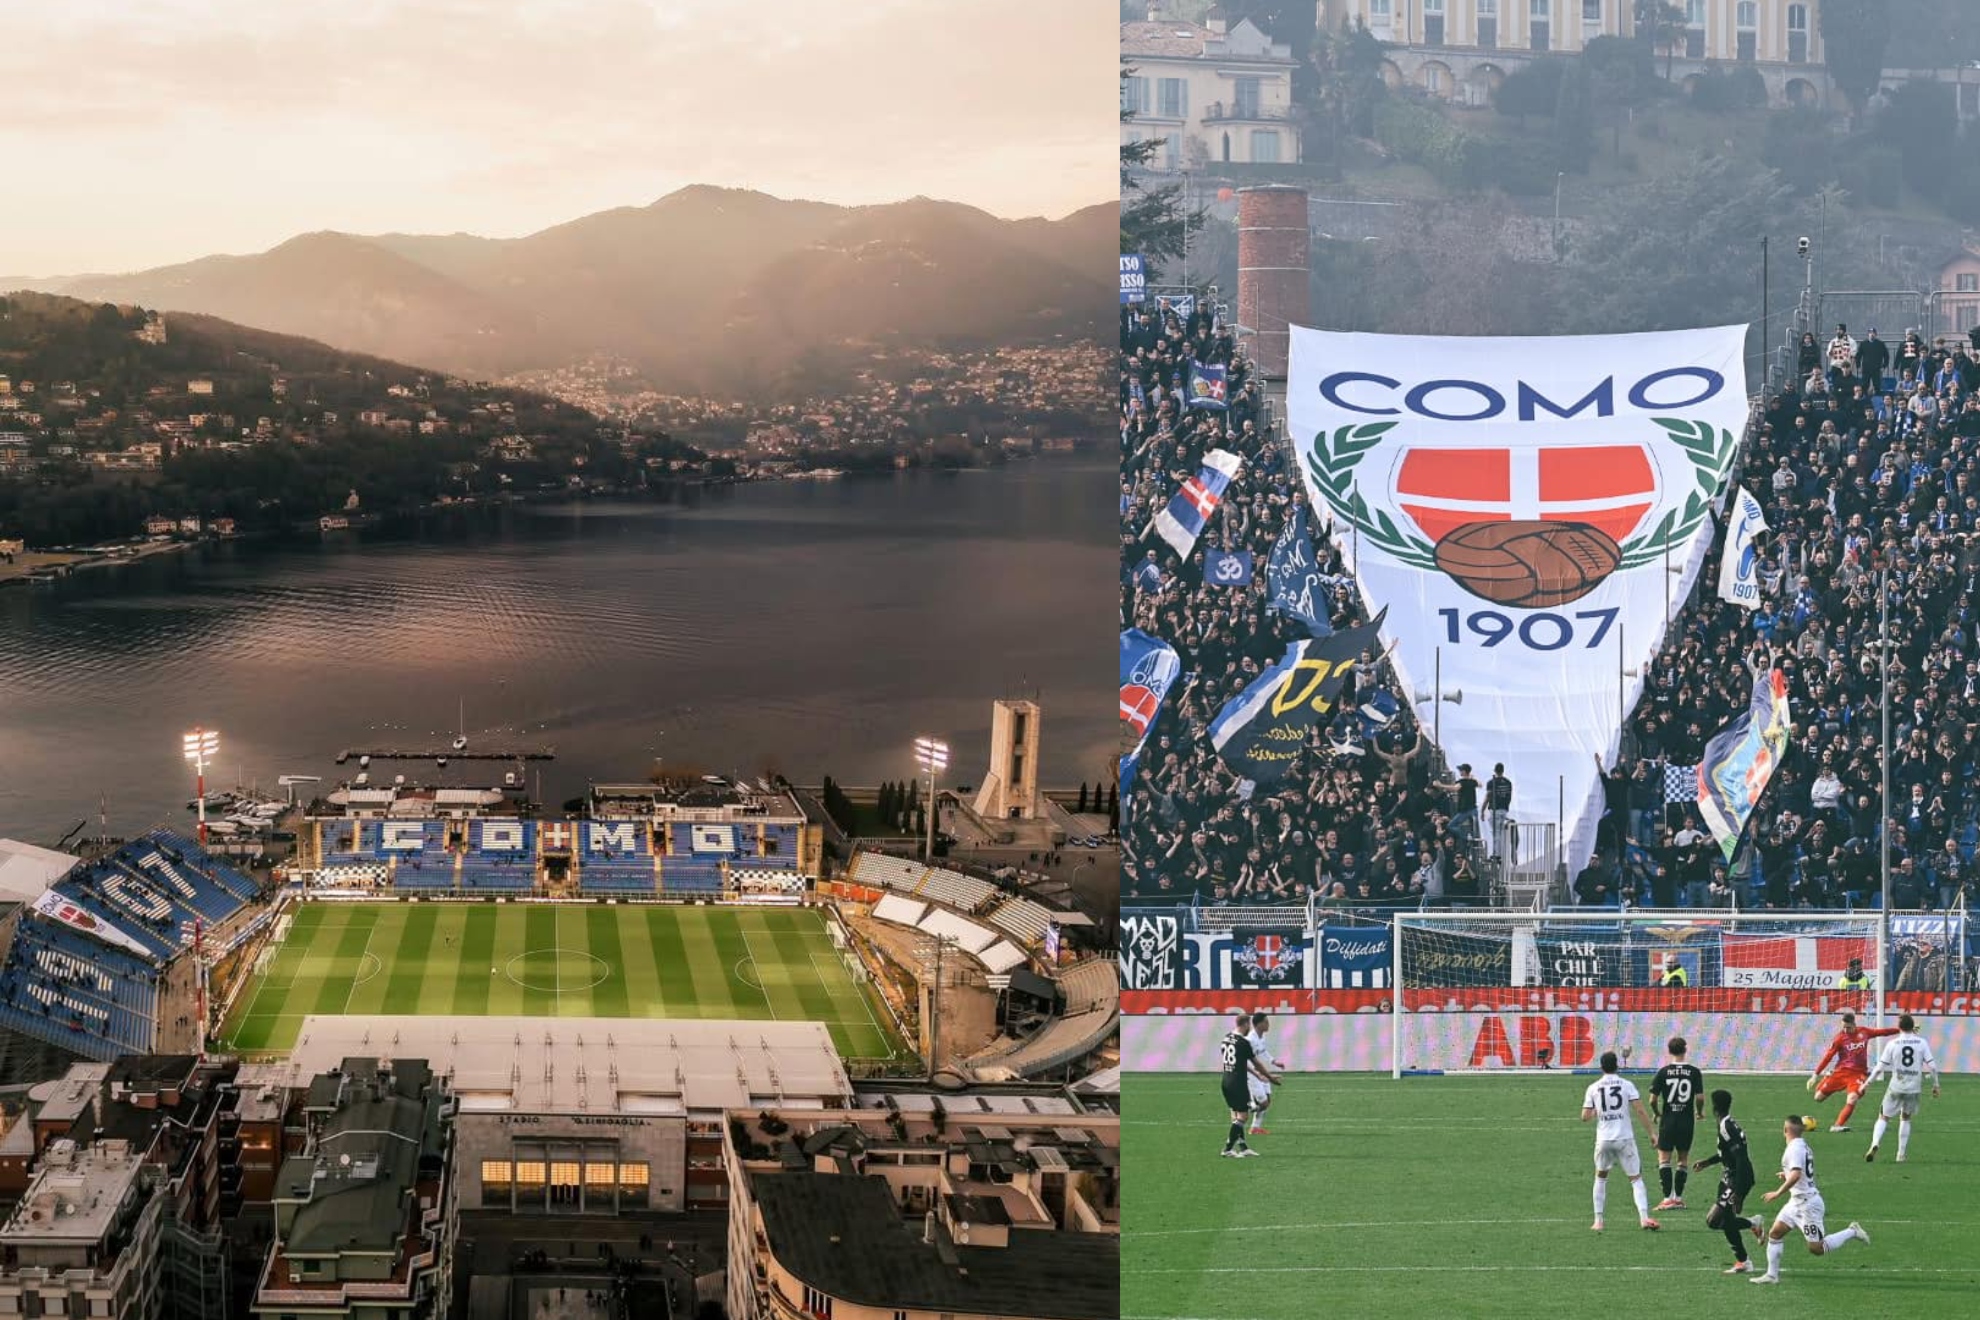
[503,341,1112,466]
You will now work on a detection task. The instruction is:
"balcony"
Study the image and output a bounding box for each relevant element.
[1202,101,1294,123]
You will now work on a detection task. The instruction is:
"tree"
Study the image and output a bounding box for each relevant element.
[1583,36,1657,160]
[1076,782,1090,813]
[1876,80,1957,203]
[1633,0,1688,80]
[1121,62,1192,264]
[1552,156,1800,339]
[1496,59,1567,126]
[1822,0,1894,117]
[1553,58,1596,175]
[1315,18,1390,144]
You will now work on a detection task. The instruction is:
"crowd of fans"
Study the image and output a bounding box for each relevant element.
[1120,298,1980,925]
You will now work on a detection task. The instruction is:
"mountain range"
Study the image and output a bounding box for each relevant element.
[2,187,1114,394]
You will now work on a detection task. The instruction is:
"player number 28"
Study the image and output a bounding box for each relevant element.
[1439,607,1618,651]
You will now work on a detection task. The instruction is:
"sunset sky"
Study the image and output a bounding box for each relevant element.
[3,0,1114,274]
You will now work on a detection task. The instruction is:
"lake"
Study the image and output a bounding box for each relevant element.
[0,458,1111,842]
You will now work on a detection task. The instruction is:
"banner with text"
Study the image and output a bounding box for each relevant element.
[1288,324,1749,876]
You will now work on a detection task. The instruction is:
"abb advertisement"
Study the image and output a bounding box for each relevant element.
[1125,990,1980,1074]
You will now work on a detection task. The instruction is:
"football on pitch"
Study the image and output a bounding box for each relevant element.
[1803,1115,1817,1129]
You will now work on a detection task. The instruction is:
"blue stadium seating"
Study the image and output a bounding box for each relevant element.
[391,853,455,893]
[143,830,260,905]
[660,856,725,894]
[578,857,655,895]
[1,917,161,1060]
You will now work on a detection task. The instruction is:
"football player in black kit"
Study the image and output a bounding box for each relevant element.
[1220,1012,1278,1157]
[1650,1035,1706,1209]
[1694,1088,1765,1274]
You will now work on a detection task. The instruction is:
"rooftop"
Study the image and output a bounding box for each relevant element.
[278,1058,436,1257]
[279,1016,849,1115]
[751,1172,1118,1320]
[0,1140,144,1246]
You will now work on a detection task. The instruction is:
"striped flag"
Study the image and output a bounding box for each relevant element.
[1151,449,1243,557]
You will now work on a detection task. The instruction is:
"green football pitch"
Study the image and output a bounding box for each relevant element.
[222,902,902,1059]
[1125,1072,1980,1319]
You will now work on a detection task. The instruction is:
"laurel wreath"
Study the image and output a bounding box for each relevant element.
[1303,416,1738,571]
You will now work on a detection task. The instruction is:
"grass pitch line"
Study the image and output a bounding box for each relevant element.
[1130,1217,1586,1238]
[339,909,379,1018]
[736,922,780,1021]
[734,957,764,992]
[1133,1264,1980,1277]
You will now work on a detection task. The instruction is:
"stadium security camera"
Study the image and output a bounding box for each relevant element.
[1797,236,1811,257]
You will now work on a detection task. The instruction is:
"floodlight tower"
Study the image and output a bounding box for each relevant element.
[183,727,220,846]
[913,736,948,862]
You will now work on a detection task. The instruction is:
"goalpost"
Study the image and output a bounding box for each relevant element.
[1390,910,1885,1078]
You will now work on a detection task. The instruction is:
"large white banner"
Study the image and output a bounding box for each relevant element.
[31,890,158,960]
[1288,325,1748,872]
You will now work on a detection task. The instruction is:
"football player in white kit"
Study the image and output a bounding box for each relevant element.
[1245,1013,1278,1135]
[1579,1050,1661,1232]
[1865,1013,1940,1163]
[1751,1114,1869,1284]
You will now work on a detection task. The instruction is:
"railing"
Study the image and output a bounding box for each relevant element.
[1202,101,1294,123]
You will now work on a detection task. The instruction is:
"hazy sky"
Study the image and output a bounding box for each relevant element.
[3,0,1115,275]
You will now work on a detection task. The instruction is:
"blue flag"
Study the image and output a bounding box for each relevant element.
[1120,630,1184,828]
[1133,560,1164,593]
[1697,667,1791,862]
[1207,612,1387,784]
[1151,448,1243,557]
[1205,549,1253,586]
[1187,360,1229,410]
[1266,505,1332,636]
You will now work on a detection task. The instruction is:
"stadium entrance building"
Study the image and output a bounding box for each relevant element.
[278,1016,851,1213]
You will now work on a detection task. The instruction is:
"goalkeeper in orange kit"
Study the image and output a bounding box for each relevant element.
[1807,1011,1899,1132]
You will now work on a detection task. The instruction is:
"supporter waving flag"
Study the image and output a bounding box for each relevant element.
[1119,629,1183,828]
[1208,611,1387,784]
[1717,486,1768,610]
[1187,360,1230,410]
[1150,449,1244,556]
[1697,664,1792,861]
[1266,504,1333,637]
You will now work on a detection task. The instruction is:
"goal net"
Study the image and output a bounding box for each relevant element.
[1391,911,1883,1077]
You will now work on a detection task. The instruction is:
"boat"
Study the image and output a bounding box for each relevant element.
[794,468,844,480]
[452,698,468,752]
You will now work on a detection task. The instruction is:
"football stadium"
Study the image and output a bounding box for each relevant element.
[0,773,1115,1087]
[1120,187,1980,1316]
[221,902,898,1057]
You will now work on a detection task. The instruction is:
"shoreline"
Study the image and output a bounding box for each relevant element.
[0,448,1105,570]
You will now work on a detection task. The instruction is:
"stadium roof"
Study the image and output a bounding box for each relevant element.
[280,1016,851,1115]
[751,1171,1120,1320]
[0,838,77,903]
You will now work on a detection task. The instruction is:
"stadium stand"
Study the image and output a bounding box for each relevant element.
[976,940,1028,977]
[871,895,929,928]
[852,853,929,893]
[984,895,1059,946]
[916,866,997,913]
[459,819,537,892]
[0,831,252,1060]
[578,820,657,895]
[916,908,1000,955]
[659,856,725,894]
[963,956,1119,1079]
[1122,299,1980,1001]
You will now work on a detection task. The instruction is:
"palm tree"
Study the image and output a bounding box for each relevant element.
[1635,0,1689,80]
